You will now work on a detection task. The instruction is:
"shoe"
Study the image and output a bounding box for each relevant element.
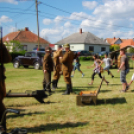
[125,85,129,91]
[106,82,109,85]
[88,83,93,85]
[71,75,74,77]
[120,90,125,93]
[82,74,85,78]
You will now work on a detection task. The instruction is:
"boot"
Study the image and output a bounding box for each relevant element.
[55,79,58,88]
[62,84,70,95]
[70,84,73,93]
[52,80,57,90]
[43,83,46,91]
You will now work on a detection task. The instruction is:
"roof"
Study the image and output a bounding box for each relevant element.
[55,32,109,45]
[3,30,50,44]
[106,38,127,45]
[120,39,134,49]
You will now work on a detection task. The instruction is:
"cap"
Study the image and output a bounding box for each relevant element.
[45,46,52,52]
[64,43,70,48]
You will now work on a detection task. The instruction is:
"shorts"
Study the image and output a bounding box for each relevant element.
[73,65,81,71]
[103,66,110,71]
[131,73,134,81]
[120,70,127,83]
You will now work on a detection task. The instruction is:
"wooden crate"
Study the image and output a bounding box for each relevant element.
[76,77,104,106]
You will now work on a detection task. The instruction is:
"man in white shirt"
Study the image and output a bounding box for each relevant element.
[100,53,114,78]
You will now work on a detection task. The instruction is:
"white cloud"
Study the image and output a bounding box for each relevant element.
[82,1,98,10]
[69,12,92,20]
[64,21,73,28]
[43,19,52,25]
[54,16,64,24]
[93,0,134,19]
[0,15,12,24]
[0,0,18,4]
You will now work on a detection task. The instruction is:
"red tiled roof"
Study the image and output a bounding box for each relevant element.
[120,39,134,49]
[106,38,127,45]
[3,30,50,44]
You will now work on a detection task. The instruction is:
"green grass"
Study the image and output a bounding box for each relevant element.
[3,61,134,134]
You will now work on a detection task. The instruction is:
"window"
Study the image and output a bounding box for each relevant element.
[71,46,74,49]
[25,52,31,57]
[23,45,27,51]
[101,47,106,52]
[89,46,94,52]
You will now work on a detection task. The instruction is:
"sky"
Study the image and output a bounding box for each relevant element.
[0,0,134,44]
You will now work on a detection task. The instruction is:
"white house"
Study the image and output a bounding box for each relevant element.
[3,27,50,52]
[55,29,110,53]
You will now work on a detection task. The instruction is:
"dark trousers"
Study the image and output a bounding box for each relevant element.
[43,71,51,90]
[91,71,102,80]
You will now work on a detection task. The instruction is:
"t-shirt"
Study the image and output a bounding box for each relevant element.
[103,58,111,67]
[120,55,129,71]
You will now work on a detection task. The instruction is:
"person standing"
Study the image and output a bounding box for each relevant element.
[71,52,85,78]
[117,49,129,92]
[60,44,76,95]
[99,53,114,78]
[52,45,63,90]
[87,54,109,85]
[43,46,53,93]
[0,41,12,129]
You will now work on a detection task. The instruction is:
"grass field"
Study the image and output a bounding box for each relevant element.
[3,61,134,134]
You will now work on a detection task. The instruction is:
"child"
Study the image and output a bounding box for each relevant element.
[71,52,85,77]
[87,54,109,85]
[99,53,114,78]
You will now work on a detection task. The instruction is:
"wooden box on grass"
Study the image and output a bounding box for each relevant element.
[76,77,104,106]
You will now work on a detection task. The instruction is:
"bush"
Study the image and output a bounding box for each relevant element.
[10,51,26,61]
[79,56,93,61]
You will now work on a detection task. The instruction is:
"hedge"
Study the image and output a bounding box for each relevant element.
[10,51,26,61]
[78,56,104,61]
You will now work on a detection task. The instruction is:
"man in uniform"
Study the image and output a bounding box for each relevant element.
[43,46,53,93]
[60,44,76,95]
[0,41,12,129]
[52,45,63,90]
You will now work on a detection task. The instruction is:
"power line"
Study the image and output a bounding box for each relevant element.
[40,2,132,29]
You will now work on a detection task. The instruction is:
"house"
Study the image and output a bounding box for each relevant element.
[120,39,134,49]
[105,37,127,45]
[3,27,50,52]
[55,29,110,53]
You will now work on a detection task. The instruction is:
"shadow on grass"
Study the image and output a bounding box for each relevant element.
[22,121,89,133]
[7,111,45,119]
[80,97,127,106]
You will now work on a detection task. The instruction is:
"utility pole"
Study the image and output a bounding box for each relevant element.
[35,0,40,51]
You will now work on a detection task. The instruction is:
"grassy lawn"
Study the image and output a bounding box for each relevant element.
[4,61,134,134]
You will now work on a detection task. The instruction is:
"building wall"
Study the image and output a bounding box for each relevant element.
[21,43,48,51]
[55,44,110,53]
[85,44,110,53]
[55,44,85,51]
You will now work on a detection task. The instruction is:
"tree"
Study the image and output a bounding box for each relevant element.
[127,47,134,53]
[110,44,120,52]
[10,40,23,52]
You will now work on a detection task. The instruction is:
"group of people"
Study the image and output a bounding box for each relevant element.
[42,43,134,95]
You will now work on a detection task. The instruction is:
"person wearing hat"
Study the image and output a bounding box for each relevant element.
[99,53,114,78]
[71,52,85,78]
[117,48,129,92]
[52,45,63,90]
[60,43,76,95]
[43,46,54,93]
[0,42,12,129]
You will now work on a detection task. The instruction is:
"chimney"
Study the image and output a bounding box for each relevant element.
[80,28,82,34]
[114,37,116,40]
[25,27,29,31]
